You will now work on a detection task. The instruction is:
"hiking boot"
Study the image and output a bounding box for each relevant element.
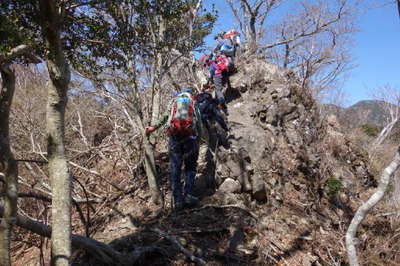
[184,194,199,207]
[172,201,184,215]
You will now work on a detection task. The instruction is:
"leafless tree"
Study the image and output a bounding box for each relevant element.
[371,85,400,149]
[226,0,284,52]
[226,0,356,98]
[267,0,357,97]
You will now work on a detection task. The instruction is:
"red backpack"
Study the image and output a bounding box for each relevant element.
[166,92,197,136]
[215,54,229,75]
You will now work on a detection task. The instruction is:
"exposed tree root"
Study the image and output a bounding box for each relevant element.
[152,227,207,265]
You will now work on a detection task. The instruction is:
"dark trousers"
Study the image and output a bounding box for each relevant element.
[213,74,229,104]
[169,135,199,204]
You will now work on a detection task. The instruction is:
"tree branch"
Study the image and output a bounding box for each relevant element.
[240,0,254,16]
[264,2,345,49]
[0,45,40,66]
[226,0,245,34]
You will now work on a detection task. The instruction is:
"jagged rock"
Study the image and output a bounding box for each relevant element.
[218,178,241,193]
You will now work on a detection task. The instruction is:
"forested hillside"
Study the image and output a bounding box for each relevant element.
[324,100,391,128]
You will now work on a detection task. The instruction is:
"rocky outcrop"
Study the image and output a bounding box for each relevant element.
[213,59,322,202]
[212,57,375,200]
[205,57,377,264]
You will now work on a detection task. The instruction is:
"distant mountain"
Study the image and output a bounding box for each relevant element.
[324,100,390,128]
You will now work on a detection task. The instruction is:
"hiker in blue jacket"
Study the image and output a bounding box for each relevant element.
[214,30,238,61]
[201,53,230,113]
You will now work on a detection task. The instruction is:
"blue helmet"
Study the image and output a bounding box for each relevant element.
[220,44,233,52]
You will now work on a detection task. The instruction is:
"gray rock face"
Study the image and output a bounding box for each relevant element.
[213,57,373,204]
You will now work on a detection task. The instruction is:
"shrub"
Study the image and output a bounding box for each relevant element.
[326,177,342,196]
[360,124,380,137]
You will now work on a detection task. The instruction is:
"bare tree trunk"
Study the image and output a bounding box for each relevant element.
[372,119,398,148]
[146,11,166,204]
[151,88,162,125]
[39,0,72,265]
[283,43,290,68]
[248,15,257,52]
[123,74,162,205]
[371,86,400,150]
[150,13,166,124]
[143,138,161,203]
[346,147,400,266]
[0,66,18,266]
[187,0,203,38]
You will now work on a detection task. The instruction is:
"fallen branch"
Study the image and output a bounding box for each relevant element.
[152,228,207,265]
[170,227,228,235]
[18,179,102,203]
[14,211,167,265]
[15,159,47,164]
[1,206,121,265]
[346,147,400,266]
[18,191,90,238]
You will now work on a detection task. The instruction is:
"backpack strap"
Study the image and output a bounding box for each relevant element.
[178,92,193,99]
[166,97,177,131]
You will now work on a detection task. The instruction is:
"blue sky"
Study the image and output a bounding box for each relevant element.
[343,2,400,106]
[202,1,400,107]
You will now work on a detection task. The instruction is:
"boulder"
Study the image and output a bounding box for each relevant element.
[218,178,241,193]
